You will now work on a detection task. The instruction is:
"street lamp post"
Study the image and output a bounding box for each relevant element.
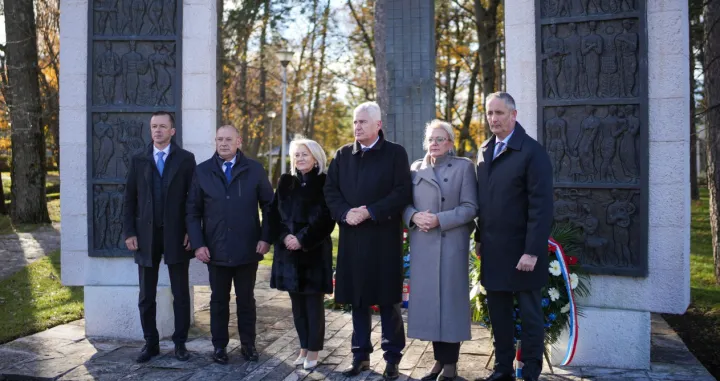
[277,50,294,174]
[267,111,276,179]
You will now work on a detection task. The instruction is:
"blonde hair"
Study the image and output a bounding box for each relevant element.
[289,138,328,176]
[423,119,455,151]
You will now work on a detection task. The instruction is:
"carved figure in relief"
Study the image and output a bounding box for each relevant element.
[95,0,119,35]
[557,0,571,16]
[131,0,146,35]
[108,185,125,249]
[162,0,176,35]
[120,0,133,34]
[580,0,601,15]
[605,189,637,266]
[543,24,565,99]
[574,105,600,182]
[96,41,121,105]
[545,107,568,181]
[148,0,163,35]
[119,120,145,169]
[148,43,175,106]
[582,21,603,98]
[564,23,583,98]
[620,0,635,11]
[94,185,110,249]
[600,106,622,183]
[620,105,640,182]
[574,203,607,266]
[122,41,146,105]
[95,113,115,176]
[615,20,638,97]
[553,189,578,223]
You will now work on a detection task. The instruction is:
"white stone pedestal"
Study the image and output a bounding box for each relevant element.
[59,0,216,340]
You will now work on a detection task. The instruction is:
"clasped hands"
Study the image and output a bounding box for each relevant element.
[411,210,439,232]
[193,240,270,263]
[345,206,371,226]
[283,234,301,251]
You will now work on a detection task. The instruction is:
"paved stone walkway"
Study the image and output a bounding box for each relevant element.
[0,267,714,380]
[0,222,61,280]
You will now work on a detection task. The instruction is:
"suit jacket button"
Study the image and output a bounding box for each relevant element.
[228,227,232,231]
[388,216,391,220]
[448,163,452,167]
[226,196,230,199]
[442,197,445,202]
[441,233,446,237]
[444,178,448,182]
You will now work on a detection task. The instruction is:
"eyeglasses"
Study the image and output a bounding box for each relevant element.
[427,137,448,144]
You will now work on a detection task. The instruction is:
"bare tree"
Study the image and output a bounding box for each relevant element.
[2,0,49,223]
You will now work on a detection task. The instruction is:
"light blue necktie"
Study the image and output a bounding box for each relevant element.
[156,151,165,176]
[224,162,232,183]
[493,141,505,160]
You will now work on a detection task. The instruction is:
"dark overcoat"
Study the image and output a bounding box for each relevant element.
[475,123,554,291]
[123,143,197,267]
[269,169,335,294]
[186,150,274,267]
[324,131,413,307]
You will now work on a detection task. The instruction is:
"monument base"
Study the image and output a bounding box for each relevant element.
[84,285,194,340]
[548,306,650,370]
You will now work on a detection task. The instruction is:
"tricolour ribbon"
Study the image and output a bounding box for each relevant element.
[548,237,578,366]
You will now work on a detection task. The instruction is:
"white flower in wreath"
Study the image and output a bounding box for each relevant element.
[569,273,579,290]
[561,303,570,313]
[549,260,562,276]
[548,287,560,301]
[469,283,487,298]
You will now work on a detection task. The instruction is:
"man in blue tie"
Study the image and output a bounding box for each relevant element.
[123,111,197,363]
[186,125,274,364]
[474,93,554,381]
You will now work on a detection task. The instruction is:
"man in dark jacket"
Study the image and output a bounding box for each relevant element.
[474,93,554,381]
[123,111,197,363]
[324,102,412,380]
[186,125,273,364]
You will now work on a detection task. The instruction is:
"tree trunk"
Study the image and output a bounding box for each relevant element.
[3,0,49,224]
[691,46,699,200]
[374,0,389,124]
[307,0,331,139]
[704,0,720,284]
[250,0,270,158]
[458,52,481,157]
[239,37,250,145]
[0,173,6,215]
[217,0,224,126]
[474,0,500,137]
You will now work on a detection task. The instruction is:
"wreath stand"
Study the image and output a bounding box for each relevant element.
[483,349,555,374]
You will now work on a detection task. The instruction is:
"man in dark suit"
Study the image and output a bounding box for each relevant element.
[123,111,197,363]
[186,125,273,365]
[474,93,554,381]
[324,102,412,380]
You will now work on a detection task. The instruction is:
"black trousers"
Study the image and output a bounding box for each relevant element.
[208,262,259,349]
[138,228,191,346]
[289,292,325,351]
[351,303,405,364]
[432,341,460,364]
[486,289,544,378]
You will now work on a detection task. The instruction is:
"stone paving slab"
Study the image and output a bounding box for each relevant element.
[0,266,715,380]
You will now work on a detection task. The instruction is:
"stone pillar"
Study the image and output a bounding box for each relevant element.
[376,0,435,163]
[505,0,690,370]
[60,0,214,340]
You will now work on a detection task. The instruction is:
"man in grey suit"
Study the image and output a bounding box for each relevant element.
[474,93,554,381]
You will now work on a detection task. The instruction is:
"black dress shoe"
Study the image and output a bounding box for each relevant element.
[476,371,514,381]
[437,371,457,381]
[383,362,400,380]
[212,347,229,364]
[241,345,259,362]
[135,343,160,363]
[522,377,538,381]
[421,371,441,381]
[174,343,189,361]
[342,360,370,377]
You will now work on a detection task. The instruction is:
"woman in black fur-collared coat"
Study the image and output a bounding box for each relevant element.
[269,138,335,370]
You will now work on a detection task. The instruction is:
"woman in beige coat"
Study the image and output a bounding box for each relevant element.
[403,120,478,381]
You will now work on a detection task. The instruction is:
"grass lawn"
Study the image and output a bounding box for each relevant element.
[663,187,720,378]
[0,250,84,344]
[0,171,60,235]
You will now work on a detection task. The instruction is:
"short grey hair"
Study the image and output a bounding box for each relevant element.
[486,92,516,112]
[289,138,328,176]
[218,124,240,136]
[354,101,382,123]
[423,119,455,151]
